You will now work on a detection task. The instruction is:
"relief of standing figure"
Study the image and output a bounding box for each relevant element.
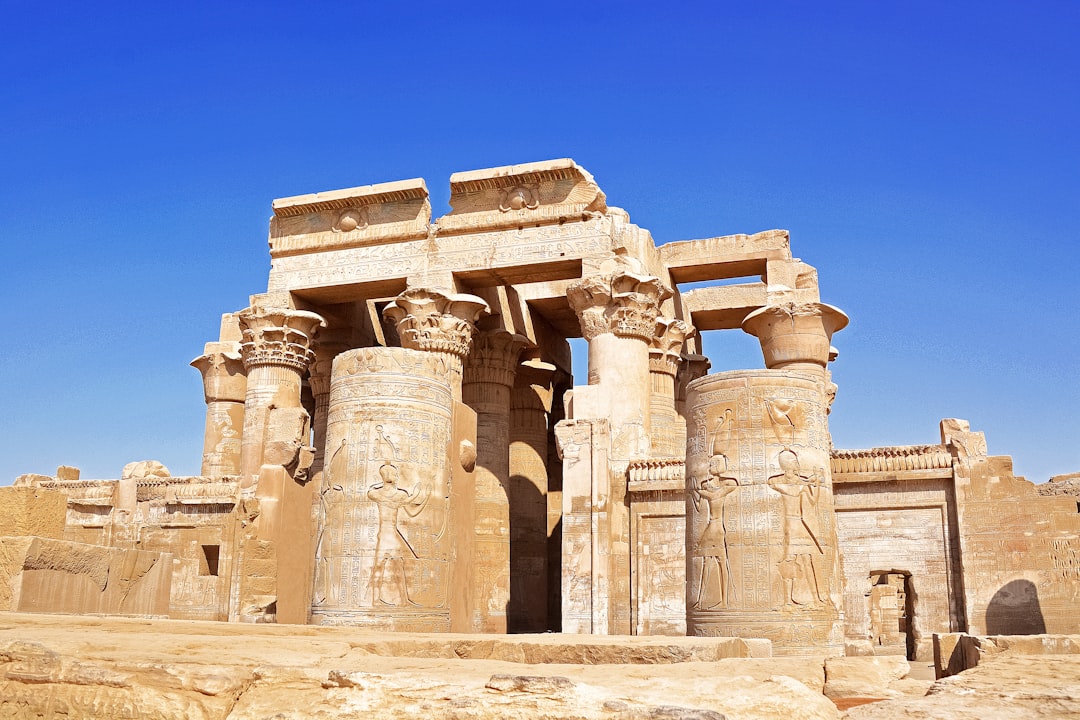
[368,462,430,607]
[690,454,739,609]
[768,449,826,607]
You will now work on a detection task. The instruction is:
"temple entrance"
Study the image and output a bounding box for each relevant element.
[867,571,915,660]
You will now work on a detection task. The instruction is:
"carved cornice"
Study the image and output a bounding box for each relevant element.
[463,330,528,388]
[237,307,326,372]
[648,317,695,377]
[567,268,671,341]
[383,288,490,359]
[830,445,953,474]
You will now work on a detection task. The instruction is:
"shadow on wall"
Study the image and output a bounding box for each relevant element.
[985,579,1046,635]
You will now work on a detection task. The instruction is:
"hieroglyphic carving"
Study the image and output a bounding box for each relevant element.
[685,370,843,655]
[311,347,454,631]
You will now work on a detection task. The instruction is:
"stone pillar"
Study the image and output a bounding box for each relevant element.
[741,302,848,377]
[236,307,326,481]
[648,318,694,458]
[311,347,456,631]
[567,267,669,456]
[190,345,247,477]
[685,370,845,655]
[309,337,351,485]
[563,263,670,634]
[383,287,490,402]
[508,358,556,633]
[462,330,527,633]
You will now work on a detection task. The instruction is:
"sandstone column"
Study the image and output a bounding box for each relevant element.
[563,262,669,634]
[190,345,247,477]
[508,357,556,633]
[309,336,352,485]
[683,301,848,654]
[236,306,326,481]
[649,317,694,458]
[311,347,456,630]
[462,330,527,633]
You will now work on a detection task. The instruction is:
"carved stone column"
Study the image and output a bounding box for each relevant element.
[741,302,848,377]
[567,266,670,458]
[676,353,712,421]
[236,306,326,481]
[648,318,694,458]
[461,330,527,633]
[311,347,457,631]
[685,370,844,655]
[383,288,490,402]
[309,337,352,485]
[564,263,670,634]
[508,358,556,633]
[191,345,247,477]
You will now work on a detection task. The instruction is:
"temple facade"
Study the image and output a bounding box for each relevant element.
[5,160,1079,659]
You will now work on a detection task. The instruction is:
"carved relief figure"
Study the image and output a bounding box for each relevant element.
[764,399,803,446]
[768,449,826,607]
[690,455,739,609]
[368,462,431,606]
[373,425,401,463]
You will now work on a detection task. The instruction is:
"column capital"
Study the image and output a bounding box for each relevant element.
[383,288,490,359]
[511,358,557,414]
[237,306,326,372]
[649,317,695,377]
[463,330,529,388]
[567,267,671,342]
[741,302,848,370]
[190,346,247,403]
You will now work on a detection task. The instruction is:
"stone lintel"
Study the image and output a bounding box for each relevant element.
[681,282,768,331]
[660,230,792,284]
[439,158,607,235]
[270,179,431,259]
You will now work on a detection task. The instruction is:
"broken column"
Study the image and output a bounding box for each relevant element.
[191,346,247,478]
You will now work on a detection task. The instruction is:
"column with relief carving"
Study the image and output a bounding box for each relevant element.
[462,330,526,633]
[563,263,670,634]
[191,345,247,477]
[308,336,351,485]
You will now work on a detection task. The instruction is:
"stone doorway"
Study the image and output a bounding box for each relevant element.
[867,571,915,660]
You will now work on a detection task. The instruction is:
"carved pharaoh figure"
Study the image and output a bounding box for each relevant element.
[367,462,431,607]
[691,455,739,609]
[768,449,826,607]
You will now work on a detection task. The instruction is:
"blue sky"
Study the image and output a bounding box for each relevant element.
[2,2,1077,483]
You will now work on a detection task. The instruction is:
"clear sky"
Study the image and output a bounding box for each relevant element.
[2,2,1077,483]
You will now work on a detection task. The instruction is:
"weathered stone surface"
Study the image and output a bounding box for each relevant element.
[822,655,909,699]
[845,654,1080,719]
[0,612,836,720]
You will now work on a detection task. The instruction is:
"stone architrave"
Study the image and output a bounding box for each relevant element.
[382,288,490,402]
[461,330,527,633]
[191,346,247,478]
[685,370,844,655]
[236,306,326,481]
[311,347,455,631]
[507,358,556,633]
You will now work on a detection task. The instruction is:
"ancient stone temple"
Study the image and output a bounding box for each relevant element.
[5,159,1079,659]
